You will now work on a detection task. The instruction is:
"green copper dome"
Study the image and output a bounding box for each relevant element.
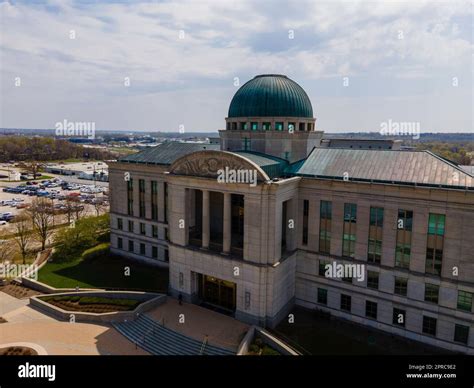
[228,74,313,118]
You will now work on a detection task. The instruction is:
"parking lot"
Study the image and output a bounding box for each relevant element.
[0,177,109,232]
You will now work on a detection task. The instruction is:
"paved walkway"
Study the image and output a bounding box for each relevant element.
[0,291,249,354]
[0,291,147,355]
[146,298,249,351]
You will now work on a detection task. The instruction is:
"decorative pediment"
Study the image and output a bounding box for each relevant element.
[169,150,269,182]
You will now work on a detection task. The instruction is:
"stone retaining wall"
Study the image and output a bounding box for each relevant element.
[30,291,166,323]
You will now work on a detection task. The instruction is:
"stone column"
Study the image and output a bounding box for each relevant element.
[223,192,232,254]
[202,190,210,249]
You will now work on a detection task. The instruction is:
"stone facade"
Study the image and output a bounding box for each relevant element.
[109,154,474,354]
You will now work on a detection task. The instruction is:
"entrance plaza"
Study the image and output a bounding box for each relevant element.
[0,291,248,355]
[145,297,248,351]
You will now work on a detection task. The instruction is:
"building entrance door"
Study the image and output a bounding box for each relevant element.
[198,274,236,312]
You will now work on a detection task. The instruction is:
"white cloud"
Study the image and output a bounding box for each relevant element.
[0,0,472,132]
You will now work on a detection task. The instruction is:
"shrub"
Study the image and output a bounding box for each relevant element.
[53,214,110,262]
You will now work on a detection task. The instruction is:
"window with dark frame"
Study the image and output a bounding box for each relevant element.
[426,213,445,276]
[341,294,351,312]
[365,300,377,320]
[422,316,437,336]
[457,290,472,312]
[454,324,469,345]
[317,288,328,305]
[151,180,158,221]
[368,207,384,264]
[424,283,439,304]
[319,200,332,254]
[394,277,408,296]
[367,271,379,290]
[343,203,357,258]
[127,179,134,216]
[395,209,412,269]
[139,179,145,218]
[302,200,309,245]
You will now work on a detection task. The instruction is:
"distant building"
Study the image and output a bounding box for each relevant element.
[320,138,402,150]
[109,74,474,354]
[44,162,108,181]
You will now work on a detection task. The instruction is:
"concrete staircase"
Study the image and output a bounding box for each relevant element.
[113,314,235,355]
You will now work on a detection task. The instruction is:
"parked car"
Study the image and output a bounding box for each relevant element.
[0,221,7,225]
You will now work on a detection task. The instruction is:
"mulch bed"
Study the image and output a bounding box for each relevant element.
[0,282,41,299]
[45,300,137,314]
[0,346,38,356]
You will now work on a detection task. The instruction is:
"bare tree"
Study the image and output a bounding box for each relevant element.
[92,195,108,216]
[28,198,54,251]
[0,239,15,264]
[13,212,33,264]
[20,161,42,179]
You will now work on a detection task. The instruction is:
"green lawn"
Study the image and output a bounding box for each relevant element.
[38,252,169,292]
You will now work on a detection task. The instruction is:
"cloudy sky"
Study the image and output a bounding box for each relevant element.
[0,0,472,133]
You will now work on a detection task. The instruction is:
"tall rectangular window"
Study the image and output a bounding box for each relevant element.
[317,288,328,305]
[128,220,134,233]
[302,200,309,245]
[426,213,445,276]
[368,207,384,264]
[424,283,439,304]
[139,179,145,218]
[152,246,158,259]
[395,209,412,269]
[457,291,472,312]
[117,237,123,250]
[152,225,158,238]
[140,222,146,235]
[365,301,377,320]
[319,201,332,254]
[164,248,169,262]
[127,179,134,216]
[164,183,168,223]
[341,294,351,312]
[128,240,134,252]
[454,324,469,345]
[343,203,357,258]
[117,218,123,230]
[367,271,379,290]
[422,316,437,336]
[140,243,146,255]
[151,181,158,221]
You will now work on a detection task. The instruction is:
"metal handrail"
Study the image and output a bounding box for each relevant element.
[199,335,208,355]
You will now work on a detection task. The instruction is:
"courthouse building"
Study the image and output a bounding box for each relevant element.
[109,74,474,353]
